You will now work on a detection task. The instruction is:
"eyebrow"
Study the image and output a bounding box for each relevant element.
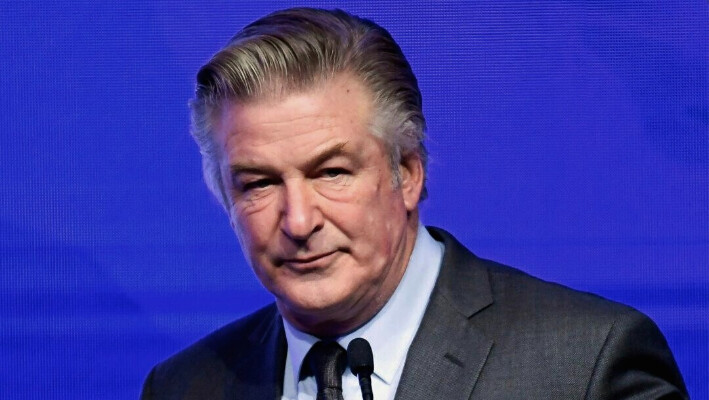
[229,141,352,177]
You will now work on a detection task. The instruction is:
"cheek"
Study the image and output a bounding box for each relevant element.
[232,204,278,255]
[232,213,280,286]
[343,191,405,256]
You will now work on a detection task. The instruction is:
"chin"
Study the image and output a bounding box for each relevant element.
[278,291,355,323]
[285,293,348,315]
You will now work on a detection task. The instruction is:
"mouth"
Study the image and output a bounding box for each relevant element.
[279,250,338,271]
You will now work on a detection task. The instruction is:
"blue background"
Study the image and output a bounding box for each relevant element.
[1,1,706,398]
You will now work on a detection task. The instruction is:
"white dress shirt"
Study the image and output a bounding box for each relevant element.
[281,224,444,400]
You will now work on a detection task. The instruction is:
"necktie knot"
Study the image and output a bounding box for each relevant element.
[303,341,347,400]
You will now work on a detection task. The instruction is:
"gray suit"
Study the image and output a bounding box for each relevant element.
[141,227,688,399]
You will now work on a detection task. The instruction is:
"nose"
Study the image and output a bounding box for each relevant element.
[280,179,323,242]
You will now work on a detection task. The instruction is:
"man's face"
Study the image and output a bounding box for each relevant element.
[213,74,423,336]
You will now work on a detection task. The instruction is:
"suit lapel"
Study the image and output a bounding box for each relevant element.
[395,228,494,400]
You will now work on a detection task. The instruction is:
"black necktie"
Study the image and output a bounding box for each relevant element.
[303,341,347,400]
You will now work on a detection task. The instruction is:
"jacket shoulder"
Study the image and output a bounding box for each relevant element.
[158,302,278,369]
[141,303,280,399]
[428,226,641,322]
[482,256,638,319]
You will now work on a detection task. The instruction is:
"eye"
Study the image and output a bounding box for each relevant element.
[321,168,349,179]
[241,178,274,192]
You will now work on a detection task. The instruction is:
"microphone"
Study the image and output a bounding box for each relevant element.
[347,338,374,400]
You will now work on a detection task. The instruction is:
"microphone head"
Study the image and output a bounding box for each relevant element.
[347,337,374,377]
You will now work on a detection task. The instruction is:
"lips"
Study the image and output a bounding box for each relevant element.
[279,250,337,270]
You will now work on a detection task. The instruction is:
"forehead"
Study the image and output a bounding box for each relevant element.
[214,74,376,149]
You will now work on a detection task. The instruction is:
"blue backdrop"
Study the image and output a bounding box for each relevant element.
[1,1,706,398]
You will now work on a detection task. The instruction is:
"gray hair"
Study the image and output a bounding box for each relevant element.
[189,7,427,210]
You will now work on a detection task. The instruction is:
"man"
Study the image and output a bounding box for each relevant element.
[142,8,688,399]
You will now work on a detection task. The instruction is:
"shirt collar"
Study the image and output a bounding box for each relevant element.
[283,224,444,390]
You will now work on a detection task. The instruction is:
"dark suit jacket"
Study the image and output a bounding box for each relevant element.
[141,227,688,399]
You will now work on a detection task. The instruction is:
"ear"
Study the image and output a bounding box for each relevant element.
[398,152,424,211]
